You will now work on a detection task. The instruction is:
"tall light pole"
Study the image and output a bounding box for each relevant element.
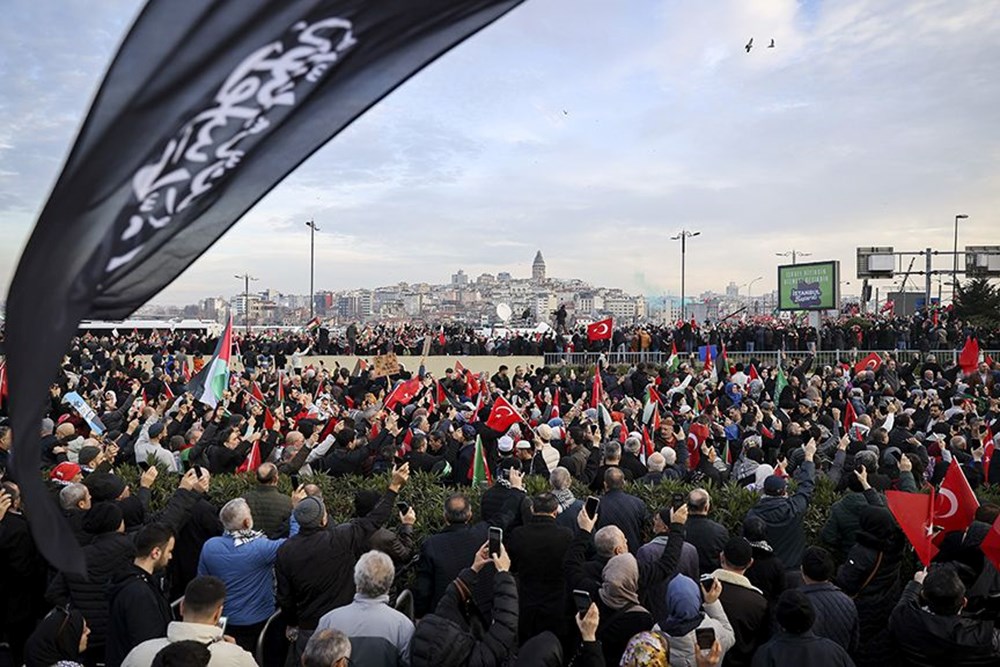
[671,230,700,322]
[746,276,763,312]
[953,214,968,300]
[306,220,320,320]
[776,249,811,265]
[234,273,258,334]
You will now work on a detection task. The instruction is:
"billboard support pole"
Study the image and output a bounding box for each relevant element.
[924,248,933,309]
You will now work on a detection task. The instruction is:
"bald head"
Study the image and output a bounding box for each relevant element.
[55,423,76,440]
[256,463,278,485]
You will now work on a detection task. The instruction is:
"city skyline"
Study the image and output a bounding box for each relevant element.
[1,0,998,306]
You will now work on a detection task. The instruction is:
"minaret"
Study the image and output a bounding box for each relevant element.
[532,250,546,281]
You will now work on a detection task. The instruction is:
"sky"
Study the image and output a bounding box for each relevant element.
[0,0,998,306]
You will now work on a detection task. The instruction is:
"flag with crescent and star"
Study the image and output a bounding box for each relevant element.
[587,318,613,342]
[485,395,521,433]
[887,489,938,566]
[935,462,979,532]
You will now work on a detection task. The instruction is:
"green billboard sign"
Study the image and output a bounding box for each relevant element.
[778,261,840,311]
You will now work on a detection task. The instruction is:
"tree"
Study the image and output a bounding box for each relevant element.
[954,277,1000,328]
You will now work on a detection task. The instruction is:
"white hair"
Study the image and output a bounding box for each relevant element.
[594,526,626,558]
[219,498,253,532]
[660,447,677,466]
[647,452,665,472]
[549,466,572,491]
[354,550,395,598]
[303,628,351,666]
[59,483,89,510]
[624,436,642,454]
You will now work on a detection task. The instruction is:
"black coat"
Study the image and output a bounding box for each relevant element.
[169,496,223,602]
[414,522,491,618]
[751,631,855,667]
[506,515,574,642]
[685,514,731,574]
[275,490,394,630]
[716,574,770,667]
[410,569,519,667]
[594,489,648,554]
[745,461,816,568]
[0,512,48,629]
[46,532,136,649]
[105,564,172,667]
[889,580,1000,667]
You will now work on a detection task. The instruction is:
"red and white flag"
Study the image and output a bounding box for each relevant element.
[385,378,422,411]
[853,352,882,375]
[587,318,613,342]
[887,490,938,566]
[236,440,262,474]
[935,462,980,532]
[485,395,522,433]
[959,336,980,375]
[591,365,603,409]
[982,513,1000,571]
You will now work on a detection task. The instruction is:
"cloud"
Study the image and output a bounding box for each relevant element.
[0,0,998,306]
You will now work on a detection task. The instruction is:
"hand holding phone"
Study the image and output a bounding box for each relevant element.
[488,526,503,558]
[584,496,600,520]
[572,589,592,617]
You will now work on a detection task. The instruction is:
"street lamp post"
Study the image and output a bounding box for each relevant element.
[953,214,968,300]
[671,230,701,322]
[306,220,320,320]
[776,249,811,265]
[746,276,763,313]
[234,273,258,334]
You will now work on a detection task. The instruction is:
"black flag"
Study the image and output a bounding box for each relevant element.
[5,0,525,574]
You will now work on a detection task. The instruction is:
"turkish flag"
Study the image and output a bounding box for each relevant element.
[843,400,857,434]
[959,336,980,375]
[853,352,883,375]
[935,463,980,532]
[591,365,603,409]
[464,370,481,398]
[587,318,613,342]
[982,514,1000,571]
[236,440,262,474]
[385,378,422,411]
[486,395,521,432]
[688,422,710,470]
[551,387,561,418]
[887,490,938,566]
[748,363,759,382]
[983,425,995,484]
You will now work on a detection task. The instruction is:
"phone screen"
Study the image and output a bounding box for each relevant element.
[217,616,228,633]
[488,527,503,557]
[695,626,715,650]
[572,589,591,616]
[584,496,600,519]
[396,501,410,515]
[700,574,716,593]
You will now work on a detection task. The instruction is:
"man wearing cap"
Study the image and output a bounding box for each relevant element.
[752,589,855,666]
[275,464,410,663]
[50,461,84,487]
[746,439,817,577]
[134,421,178,472]
[713,536,770,667]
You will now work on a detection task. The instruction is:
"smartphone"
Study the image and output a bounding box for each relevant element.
[700,574,716,593]
[584,496,600,519]
[396,501,410,515]
[193,466,203,479]
[672,492,686,511]
[217,616,228,633]
[289,472,300,489]
[695,626,715,651]
[572,589,592,616]
[488,526,503,558]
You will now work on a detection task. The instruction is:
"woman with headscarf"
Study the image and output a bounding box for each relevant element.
[23,607,90,667]
[660,575,734,667]
[619,630,670,666]
[594,553,657,665]
[835,505,904,667]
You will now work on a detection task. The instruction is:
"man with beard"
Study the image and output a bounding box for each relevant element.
[105,523,177,667]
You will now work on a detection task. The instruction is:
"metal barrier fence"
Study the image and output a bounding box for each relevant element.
[543,349,1000,369]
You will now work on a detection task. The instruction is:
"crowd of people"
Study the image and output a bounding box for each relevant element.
[51,306,1000,369]
[1,321,1000,667]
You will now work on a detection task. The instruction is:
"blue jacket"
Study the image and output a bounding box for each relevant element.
[197,528,295,626]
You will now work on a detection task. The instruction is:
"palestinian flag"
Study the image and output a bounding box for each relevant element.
[748,363,759,381]
[468,435,492,487]
[667,341,680,372]
[715,344,730,381]
[641,425,655,464]
[187,316,233,408]
[236,440,262,474]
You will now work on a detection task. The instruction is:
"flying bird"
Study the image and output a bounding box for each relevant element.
[745,38,753,52]
[768,38,775,48]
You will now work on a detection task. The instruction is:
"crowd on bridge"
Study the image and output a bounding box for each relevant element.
[1,320,1000,667]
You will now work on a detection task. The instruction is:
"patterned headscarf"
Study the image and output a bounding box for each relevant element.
[620,631,670,667]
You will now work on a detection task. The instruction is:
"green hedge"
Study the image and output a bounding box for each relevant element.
[117,465,1000,556]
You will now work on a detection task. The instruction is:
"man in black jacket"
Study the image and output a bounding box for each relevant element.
[889,566,1000,666]
[799,546,858,654]
[413,493,491,618]
[713,537,770,667]
[105,523,177,667]
[276,464,409,664]
[506,492,574,647]
[684,487,731,574]
[594,467,647,553]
